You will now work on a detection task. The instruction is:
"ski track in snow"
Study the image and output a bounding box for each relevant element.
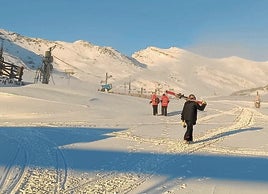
[114,107,255,155]
[1,102,268,193]
[105,106,266,193]
[0,128,68,194]
[0,133,28,193]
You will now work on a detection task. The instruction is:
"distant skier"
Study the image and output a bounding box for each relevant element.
[181,94,207,144]
[161,93,169,116]
[255,91,261,108]
[149,92,160,115]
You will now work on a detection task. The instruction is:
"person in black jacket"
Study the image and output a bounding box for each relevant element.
[181,94,207,144]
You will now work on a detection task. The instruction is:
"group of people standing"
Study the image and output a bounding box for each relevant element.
[149,92,170,116]
[150,92,207,144]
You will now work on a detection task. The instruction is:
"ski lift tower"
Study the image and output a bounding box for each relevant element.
[35,45,56,84]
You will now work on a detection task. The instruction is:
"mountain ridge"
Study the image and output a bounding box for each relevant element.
[1,28,267,97]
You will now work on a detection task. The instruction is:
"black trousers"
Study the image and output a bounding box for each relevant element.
[184,120,194,141]
[152,105,158,115]
[161,106,168,116]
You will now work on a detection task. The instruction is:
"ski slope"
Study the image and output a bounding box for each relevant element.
[0,82,268,193]
[0,29,268,193]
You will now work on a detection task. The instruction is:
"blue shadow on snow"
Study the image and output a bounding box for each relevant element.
[0,126,267,185]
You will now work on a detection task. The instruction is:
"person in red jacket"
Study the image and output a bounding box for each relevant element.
[149,92,160,115]
[161,93,169,116]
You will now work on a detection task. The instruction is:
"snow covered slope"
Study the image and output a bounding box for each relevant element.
[1,29,268,194]
[0,29,145,86]
[132,47,268,96]
[1,29,268,97]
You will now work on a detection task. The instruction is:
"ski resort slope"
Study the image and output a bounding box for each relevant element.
[0,80,268,194]
[1,29,268,98]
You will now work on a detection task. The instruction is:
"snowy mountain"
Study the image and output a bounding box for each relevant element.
[1,29,268,194]
[132,47,268,96]
[0,29,145,87]
[1,29,268,97]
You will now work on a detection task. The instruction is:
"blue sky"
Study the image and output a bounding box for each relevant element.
[2,0,268,61]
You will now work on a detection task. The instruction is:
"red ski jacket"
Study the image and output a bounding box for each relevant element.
[150,94,159,106]
[161,95,169,106]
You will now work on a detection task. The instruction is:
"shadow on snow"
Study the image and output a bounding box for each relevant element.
[0,126,267,185]
[194,127,262,144]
